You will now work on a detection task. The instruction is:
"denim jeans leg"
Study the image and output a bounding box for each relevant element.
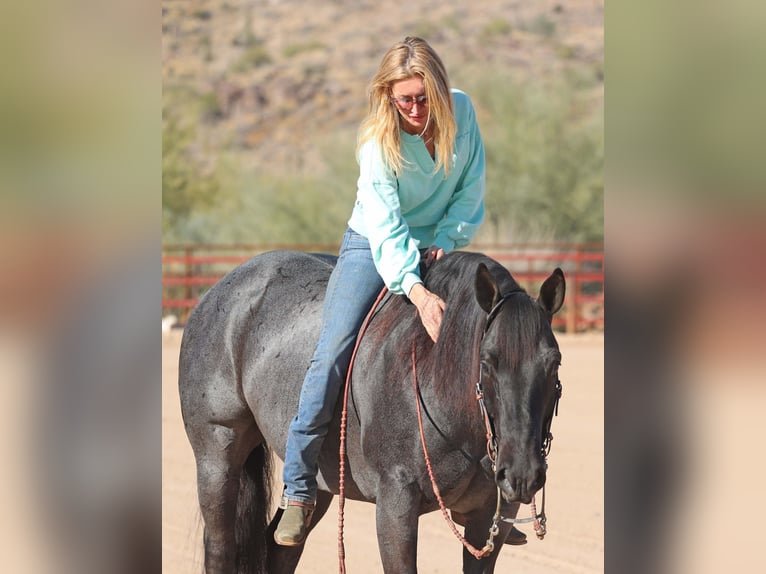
[282,229,384,504]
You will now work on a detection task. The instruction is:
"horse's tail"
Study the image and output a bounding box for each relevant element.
[235,443,274,574]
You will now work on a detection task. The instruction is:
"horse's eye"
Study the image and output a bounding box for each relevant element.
[480,356,497,372]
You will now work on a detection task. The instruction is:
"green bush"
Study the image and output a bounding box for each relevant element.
[522,14,557,38]
[191,10,212,22]
[232,45,272,72]
[483,18,512,38]
[471,73,603,243]
[556,44,577,60]
[164,126,358,245]
[162,105,226,237]
[231,7,258,48]
[412,20,440,41]
[198,91,222,122]
[442,15,462,32]
[282,40,326,58]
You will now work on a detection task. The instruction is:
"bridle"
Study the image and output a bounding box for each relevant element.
[481,293,563,462]
[484,291,563,462]
[420,292,563,556]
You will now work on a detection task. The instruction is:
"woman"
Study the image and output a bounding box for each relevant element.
[275,36,486,546]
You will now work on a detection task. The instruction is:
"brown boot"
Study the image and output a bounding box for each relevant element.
[450,509,467,526]
[505,526,527,545]
[274,501,315,547]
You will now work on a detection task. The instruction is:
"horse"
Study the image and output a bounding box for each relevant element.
[179,249,566,574]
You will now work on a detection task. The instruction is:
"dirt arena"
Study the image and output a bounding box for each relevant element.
[162,330,603,573]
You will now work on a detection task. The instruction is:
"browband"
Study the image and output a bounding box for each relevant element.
[483,291,527,334]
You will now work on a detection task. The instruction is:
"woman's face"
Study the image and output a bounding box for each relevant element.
[390,76,429,134]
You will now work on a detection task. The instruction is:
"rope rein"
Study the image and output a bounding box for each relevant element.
[337,286,390,574]
[411,337,550,558]
[410,340,494,559]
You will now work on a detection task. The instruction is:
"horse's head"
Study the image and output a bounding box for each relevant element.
[474,264,566,504]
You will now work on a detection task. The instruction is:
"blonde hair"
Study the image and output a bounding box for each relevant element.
[357,37,456,176]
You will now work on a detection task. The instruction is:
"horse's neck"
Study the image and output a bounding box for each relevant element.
[441,310,484,382]
[424,318,485,433]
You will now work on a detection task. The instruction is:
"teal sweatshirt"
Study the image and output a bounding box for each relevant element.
[347,89,486,296]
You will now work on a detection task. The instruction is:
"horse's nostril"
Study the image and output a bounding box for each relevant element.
[496,468,519,494]
[531,466,547,492]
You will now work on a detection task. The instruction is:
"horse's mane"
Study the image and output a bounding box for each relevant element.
[363,251,551,420]
[424,251,520,301]
[423,251,551,393]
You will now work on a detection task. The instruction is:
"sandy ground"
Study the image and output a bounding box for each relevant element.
[163,330,603,573]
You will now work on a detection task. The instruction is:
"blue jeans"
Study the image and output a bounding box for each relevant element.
[282,228,385,504]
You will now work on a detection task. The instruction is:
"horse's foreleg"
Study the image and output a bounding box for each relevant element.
[461,503,519,574]
[265,490,334,574]
[375,483,421,574]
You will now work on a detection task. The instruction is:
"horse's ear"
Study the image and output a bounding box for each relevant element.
[475,263,500,314]
[538,267,566,315]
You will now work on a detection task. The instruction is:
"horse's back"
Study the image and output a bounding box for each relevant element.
[178,251,335,448]
[183,250,334,331]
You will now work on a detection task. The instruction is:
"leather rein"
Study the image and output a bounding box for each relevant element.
[336,289,562,571]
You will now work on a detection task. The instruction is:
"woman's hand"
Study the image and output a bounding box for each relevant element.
[424,246,445,268]
[408,283,446,343]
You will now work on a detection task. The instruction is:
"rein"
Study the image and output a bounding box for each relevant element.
[337,286,390,574]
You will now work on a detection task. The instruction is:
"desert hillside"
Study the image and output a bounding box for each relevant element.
[162,0,603,172]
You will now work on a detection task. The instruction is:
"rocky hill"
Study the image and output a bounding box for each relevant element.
[162,0,603,174]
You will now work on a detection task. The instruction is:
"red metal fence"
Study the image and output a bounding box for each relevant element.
[162,243,603,333]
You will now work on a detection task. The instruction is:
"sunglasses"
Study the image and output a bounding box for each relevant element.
[389,94,428,110]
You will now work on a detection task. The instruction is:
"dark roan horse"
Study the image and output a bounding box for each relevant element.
[179,250,565,574]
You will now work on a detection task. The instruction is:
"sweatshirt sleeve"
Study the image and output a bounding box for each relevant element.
[356,141,422,296]
[432,97,486,252]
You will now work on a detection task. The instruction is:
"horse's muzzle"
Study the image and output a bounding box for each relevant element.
[495,462,546,504]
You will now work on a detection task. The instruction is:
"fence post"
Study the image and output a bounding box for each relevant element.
[566,246,582,334]
[183,246,193,324]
